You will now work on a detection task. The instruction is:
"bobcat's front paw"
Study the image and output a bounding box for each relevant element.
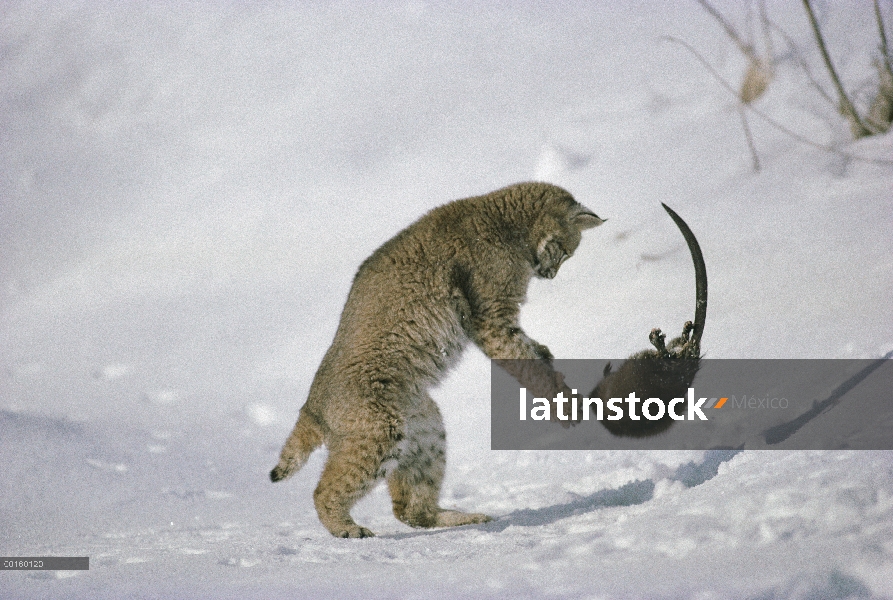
[533,342,554,361]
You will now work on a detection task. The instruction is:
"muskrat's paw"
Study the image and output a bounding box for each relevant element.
[649,328,668,357]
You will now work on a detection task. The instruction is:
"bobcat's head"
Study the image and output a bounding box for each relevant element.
[531,191,604,279]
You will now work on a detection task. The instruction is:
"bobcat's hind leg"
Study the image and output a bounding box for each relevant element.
[388,394,491,529]
[314,444,379,538]
[314,410,401,538]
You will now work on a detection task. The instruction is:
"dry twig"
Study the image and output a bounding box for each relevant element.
[765,18,835,106]
[866,0,893,132]
[663,35,893,167]
[801,0,871,138]
[694,0,757,62]
[694,0,773,105]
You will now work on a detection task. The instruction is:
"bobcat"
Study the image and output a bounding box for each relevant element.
[270,182,603,537]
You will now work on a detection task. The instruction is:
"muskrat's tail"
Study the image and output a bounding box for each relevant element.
[661,203,707,355]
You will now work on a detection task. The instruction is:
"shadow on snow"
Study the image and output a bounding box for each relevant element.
[383,449,741,539]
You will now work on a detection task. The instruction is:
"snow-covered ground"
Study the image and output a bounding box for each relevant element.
[2,1,892,598]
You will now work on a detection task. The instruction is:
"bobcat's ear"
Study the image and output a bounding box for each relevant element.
[573,207,605,230]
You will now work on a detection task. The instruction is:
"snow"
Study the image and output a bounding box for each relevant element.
[2,1,892,598]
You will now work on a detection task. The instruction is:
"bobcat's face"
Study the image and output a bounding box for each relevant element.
[532,203,604,279]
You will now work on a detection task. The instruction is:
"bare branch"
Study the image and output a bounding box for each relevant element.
[876,0,891,74]
[866,60,893,133]
[738,105,761,172]
[801,0,871,138]
[865,0,893,133]
[693,0,758,62]
[766,18,835,106]
[694,0,772,105]
[758,0,773,62]
[662,35,893,167]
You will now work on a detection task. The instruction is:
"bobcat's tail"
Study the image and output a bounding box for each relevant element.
[270,410,324,482]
